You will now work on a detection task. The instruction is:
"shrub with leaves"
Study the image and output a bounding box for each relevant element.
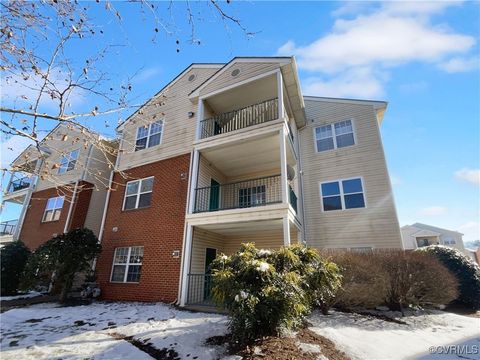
[21,228,101,303]
[417,245,480,309]
[210,243,341,344]
[0,241,31,296]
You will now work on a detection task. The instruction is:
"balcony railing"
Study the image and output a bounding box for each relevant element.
[0,220,17,236]
[186,274,214,306]
[8,176,32,193]
[200,98,279,139]
[194,174,282,213]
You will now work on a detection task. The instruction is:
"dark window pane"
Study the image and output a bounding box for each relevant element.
[323,196,342,211]
[43,210,53,222]
[111,265,126,282]
[140,178,154,192]
[67,159,76,171]
[321,182,340,196]
[342,178,363,194]
[138,193,152,208]
[126,265,142,282]
[344,193,365,209]
[53,209,62,221]
[336,133,355,148]
[135,138,147,151]
[317,138,334,152]
[148,133,161,147]
[124,195,137,210]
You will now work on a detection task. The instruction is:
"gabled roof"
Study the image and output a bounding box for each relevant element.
[411,229,441,237]
[116,63,224,131]
[411,223,464,236]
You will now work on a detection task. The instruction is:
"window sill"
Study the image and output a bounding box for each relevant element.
[315,143,357,154]
[109,281,140,284]
[41,219,62,224]
[121,206,151,213]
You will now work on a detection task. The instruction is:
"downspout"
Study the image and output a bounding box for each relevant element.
[63,180,79,233]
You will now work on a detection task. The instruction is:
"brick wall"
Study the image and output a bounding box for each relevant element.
[19,181,94,250]
[95,153,190,303]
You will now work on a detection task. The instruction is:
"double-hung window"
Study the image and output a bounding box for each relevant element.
[43,196,65,222]
[315,119,355,152]
[320,178,365,211]
[123,177,154,210]
[239,185,266,208]
[58,149,79,174]
[111,246,144,283]
[135,120,163,151]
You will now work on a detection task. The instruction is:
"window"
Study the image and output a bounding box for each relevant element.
[123,177,154,210]
[58,149,79,174]
[135,121,163,151]
[320,178,365,211]
[239,185,266,208]
[444,237,456,245]
[42,196,64,222]
[315,119,355,152]
[111,246,144,283]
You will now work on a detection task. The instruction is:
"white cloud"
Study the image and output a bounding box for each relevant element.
[455,168,480,186]
[458,221,480,241]
[419,206,448,216]
[0,132,48,169]
[132,67,162,83]
[438,56,479,73]
[278,1,476,98]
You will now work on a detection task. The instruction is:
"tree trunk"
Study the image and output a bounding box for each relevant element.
[59,274,74,303]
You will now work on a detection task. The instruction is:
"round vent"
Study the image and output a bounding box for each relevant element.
[231,68,240,77]
[188,74,196,82]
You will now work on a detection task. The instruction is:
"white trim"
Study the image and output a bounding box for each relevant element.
[197,69,280,100]
[122,176,154,210]
[109,246,144,283]
[303,96,387,110]
[196,100,204,141]
[283,216,290,246]
[279,128,288,204]
[81,144,94,181]
[314,119,356,153]
[42,195,65,222]
[277,71,284,119]
[188,150,200,214]
[134,119,164,151]
[319,176,367,212]
[191,58,290,98]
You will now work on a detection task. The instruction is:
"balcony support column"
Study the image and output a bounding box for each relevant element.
[179,224,193,306]
[283,216,291,246]
[276,71,284,119]
[188,150,200,214]
[195,99,205,140]
[279,128,289,205]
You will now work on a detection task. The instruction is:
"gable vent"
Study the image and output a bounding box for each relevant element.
[231,68,240,77]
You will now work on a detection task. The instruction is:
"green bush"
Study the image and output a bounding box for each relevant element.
[0,241,31,296]
[210,243,341,344]
[21,228,101,302]
[417,245,480,309]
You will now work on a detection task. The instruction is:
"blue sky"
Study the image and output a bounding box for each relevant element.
[1,1,479,241]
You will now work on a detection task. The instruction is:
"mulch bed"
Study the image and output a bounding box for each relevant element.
[207,328,350,360]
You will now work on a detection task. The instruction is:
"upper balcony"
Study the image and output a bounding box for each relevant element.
[2,173,35,204]
[8,176,32,193]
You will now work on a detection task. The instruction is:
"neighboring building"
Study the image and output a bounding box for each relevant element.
[401,223,466,253]
[465,247,480,265]
[92,57,402,306]
[1,123,117,250]
[5,57,402,305]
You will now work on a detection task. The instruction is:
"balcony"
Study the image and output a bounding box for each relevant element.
[200,98,279,139]
[0,220,17,236]
[7,176,31,193]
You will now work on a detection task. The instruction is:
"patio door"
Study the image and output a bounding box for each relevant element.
[209,179,220,211]
[204,248,217,301]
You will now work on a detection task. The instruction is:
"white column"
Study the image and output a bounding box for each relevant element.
[195,99,205,140]
[279,128,288,204]
[283,216,291,246]
[277,71,284,119]
[179,224,193,306]
[188,150,200,214]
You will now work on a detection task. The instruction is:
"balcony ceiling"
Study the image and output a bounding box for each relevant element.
[205,75,277,114]
[196,219,284,236]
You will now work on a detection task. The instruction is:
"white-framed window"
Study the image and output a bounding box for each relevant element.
[42,196,65,222]
[444,237,456,245]
[320,177,365,211]
[110,246,144,283]
[315,119,355,152]
[58,149,80,174]
[123,177,154,210]
[239,185,266,208]
[135,120,164,151]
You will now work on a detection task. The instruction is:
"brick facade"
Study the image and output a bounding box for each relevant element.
[19,181,94,250]
[95,153,191,302]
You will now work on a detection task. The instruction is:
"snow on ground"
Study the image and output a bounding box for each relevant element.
[0,302,228,360]
[308,310,480,360]
[0,291,42,301]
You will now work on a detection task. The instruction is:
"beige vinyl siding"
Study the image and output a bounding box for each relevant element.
[199,62,280,97]
[222,230,284,254]
[300,99,402,249]
[118,67,220,171]
[191,229,225,273]
[197,156,227,188]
